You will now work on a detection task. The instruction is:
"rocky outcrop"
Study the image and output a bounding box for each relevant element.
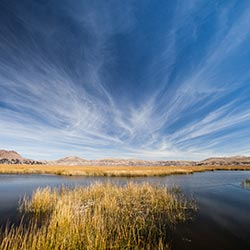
[0,158,44,165]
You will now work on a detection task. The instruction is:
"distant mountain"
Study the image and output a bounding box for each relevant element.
[48,157,196,166]
[32,155,250,166]
[0,150,24,161]
[49,156,88,166]
[1,149,250,166]
[0,149,44,165]
[200,156,250,166]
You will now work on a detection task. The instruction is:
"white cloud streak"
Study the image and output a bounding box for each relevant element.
[0,0,250,160]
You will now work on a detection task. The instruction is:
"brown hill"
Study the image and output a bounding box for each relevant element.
[1,149,250,166]
[0,149,43,165]
[200,156,250,166]
[0,150,24,161]
[48,156,250,166]
[48,157,196,166]
[49,156,88,166]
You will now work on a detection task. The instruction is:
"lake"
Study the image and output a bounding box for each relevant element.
[0,171,250,250]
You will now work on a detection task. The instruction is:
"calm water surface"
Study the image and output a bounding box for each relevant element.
[0,171,250,250]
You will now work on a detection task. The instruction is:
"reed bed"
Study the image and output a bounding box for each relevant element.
[0,164,250,177]
[0,183,196,250]
[241,178,250,188]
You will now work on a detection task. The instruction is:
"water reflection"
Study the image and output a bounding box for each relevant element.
[0,171,250,250]
[241,178,250,189]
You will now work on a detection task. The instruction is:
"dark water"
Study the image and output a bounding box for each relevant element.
[0,171,250,250]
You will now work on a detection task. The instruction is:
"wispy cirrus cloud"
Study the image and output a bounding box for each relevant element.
[0,0,249,160]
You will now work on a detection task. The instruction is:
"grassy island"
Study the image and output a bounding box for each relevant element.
[0,164,250,177]
[0,183,196,250]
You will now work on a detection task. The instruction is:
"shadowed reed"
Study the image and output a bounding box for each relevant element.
[241,178,250,189]
[0,182,196,250]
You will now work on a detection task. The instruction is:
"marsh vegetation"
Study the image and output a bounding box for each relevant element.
[0,182,196,250]
[0,164,250,177]
[241,178,250,189]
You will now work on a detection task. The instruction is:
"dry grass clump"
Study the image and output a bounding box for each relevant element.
[0,183,196,250]
[20,187,59,215]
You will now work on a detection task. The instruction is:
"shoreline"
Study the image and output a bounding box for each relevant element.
[0,164,250,177]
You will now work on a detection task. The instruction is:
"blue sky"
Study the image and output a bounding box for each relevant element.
[0,0,250,160]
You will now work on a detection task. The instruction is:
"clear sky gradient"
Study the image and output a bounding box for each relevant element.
[0,0,250,160]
